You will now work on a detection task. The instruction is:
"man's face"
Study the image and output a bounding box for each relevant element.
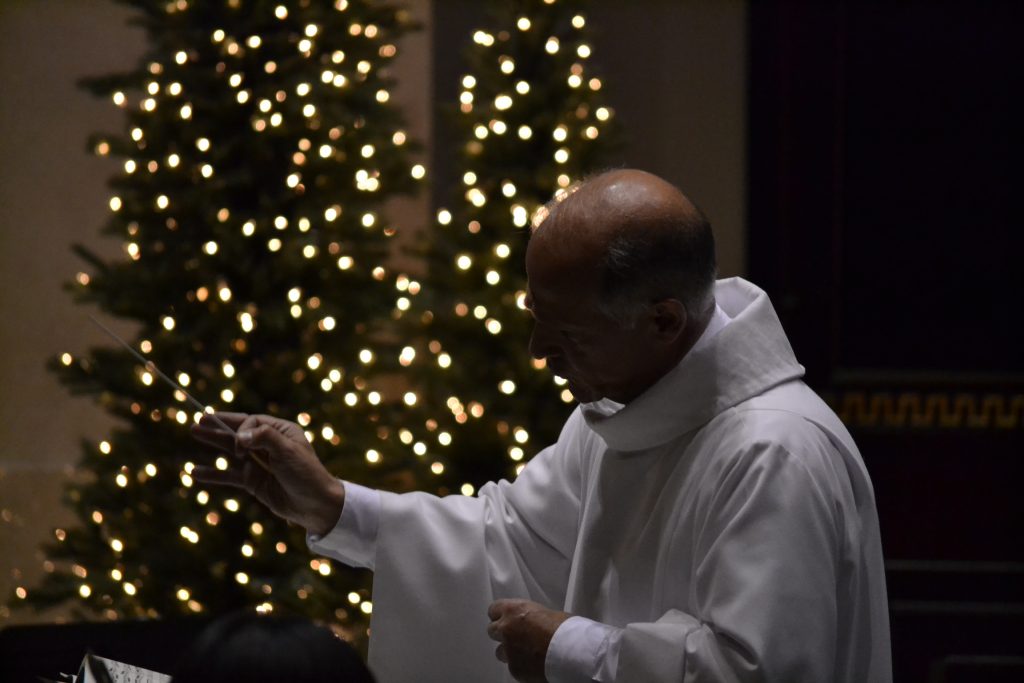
[524,239,666,404]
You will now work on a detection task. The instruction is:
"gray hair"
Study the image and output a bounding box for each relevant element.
[594,209,717,328]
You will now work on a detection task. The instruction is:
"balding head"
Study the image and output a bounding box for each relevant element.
[532,169,717,328]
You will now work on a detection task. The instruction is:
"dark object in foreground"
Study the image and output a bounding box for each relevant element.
[172,612,375,683]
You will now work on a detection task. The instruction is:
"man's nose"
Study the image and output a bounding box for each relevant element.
[528,323,558,360]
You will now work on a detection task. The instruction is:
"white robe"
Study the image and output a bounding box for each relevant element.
[315,278,892,682]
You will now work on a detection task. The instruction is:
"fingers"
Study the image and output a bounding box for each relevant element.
[191,464,247,489]
[488,599,512,621]
[201,412,249,429]
[191,412,249,452]
[190,423,236,452]
[236,418,302,462]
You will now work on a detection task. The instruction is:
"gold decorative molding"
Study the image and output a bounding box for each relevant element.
[831,392,1024,429]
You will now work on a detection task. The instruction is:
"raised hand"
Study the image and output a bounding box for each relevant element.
[190,412,345,535]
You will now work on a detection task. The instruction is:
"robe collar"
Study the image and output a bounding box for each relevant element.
[580,277,805,451]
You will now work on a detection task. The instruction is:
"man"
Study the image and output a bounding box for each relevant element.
[193,170,891,682]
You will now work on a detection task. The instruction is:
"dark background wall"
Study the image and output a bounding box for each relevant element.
[750,2,1024,680]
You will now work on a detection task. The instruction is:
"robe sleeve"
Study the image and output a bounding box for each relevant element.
[365,409,588,683]
[616,423,849,682]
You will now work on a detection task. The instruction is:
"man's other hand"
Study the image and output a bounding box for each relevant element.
[487,599,571,683]
[190,412,345,535]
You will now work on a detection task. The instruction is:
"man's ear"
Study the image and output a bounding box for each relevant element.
[649,299,687,341]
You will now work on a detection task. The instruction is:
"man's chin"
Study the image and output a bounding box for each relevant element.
[565,378,601,404]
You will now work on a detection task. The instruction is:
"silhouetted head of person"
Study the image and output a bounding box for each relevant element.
[172,612,375,683]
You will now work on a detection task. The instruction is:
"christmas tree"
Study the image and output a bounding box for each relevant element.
[17,0,422,640]
[393,0,617,496]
